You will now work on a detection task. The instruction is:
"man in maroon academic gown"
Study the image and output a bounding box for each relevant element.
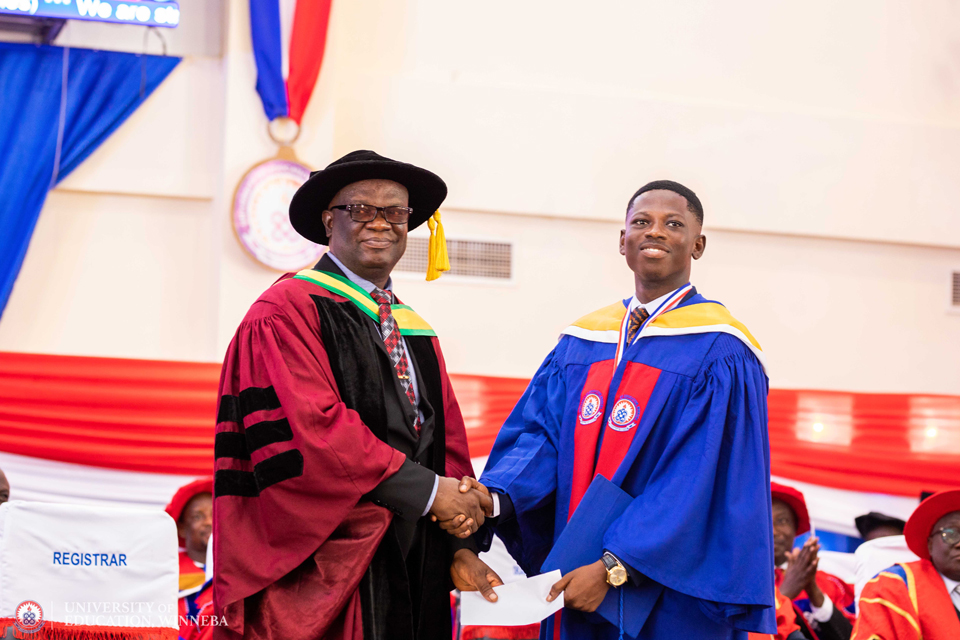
[213,151,500,640]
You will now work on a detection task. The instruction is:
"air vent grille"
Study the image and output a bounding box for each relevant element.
[953,271,960,307]
[396,238,512,279]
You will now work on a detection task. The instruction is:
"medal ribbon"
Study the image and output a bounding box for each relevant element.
[613,283,693,367]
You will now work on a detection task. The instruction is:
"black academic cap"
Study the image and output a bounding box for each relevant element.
[289,149,447,246]
[855,511,906,539]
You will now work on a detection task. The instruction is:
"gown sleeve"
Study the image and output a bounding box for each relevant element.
[602,338,776,632]
[479,344,567,575]
[214,300,407,615]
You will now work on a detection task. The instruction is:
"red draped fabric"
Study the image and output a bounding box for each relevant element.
[0,351,219,475]
[0,351,958,497]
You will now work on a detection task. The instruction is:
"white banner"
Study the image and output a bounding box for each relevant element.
[0,501,178,630]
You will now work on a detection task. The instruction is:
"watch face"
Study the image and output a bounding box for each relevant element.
[608,566,627,587]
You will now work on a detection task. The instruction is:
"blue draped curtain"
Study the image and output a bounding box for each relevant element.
[0,43,181,316]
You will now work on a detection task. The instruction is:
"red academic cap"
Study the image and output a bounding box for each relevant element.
[771,482,811,536]
[165,477,213,523]
[904,489,960,560]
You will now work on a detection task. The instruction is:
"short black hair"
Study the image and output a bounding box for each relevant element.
[854,512,906,539]
[627,180,703,225]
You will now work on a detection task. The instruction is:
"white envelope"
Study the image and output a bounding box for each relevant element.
[460,570,564,627]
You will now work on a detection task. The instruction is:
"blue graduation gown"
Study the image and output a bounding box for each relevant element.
[480,290,777,639]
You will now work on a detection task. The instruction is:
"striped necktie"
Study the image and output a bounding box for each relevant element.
[370,288,420,432]
[626,306,649,344]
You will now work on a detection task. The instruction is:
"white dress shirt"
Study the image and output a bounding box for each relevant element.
[621,289,677,346]
[940,571,960,612]
[629,289,676,315]
[807,590,834,623]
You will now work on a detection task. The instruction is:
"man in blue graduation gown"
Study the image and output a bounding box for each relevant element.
[461,181,777,639]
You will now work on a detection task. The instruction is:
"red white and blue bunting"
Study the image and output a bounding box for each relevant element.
[249,0,334,124]
[0,351,956,548]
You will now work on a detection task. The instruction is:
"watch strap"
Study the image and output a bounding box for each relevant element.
[601,551,622,571]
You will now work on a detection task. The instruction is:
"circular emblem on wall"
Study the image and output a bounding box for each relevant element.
[608,397,638,432]
[233,157,325,271]
[15,600,44,634]
[579,392,603,424]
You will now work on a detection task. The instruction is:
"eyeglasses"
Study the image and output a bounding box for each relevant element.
[329,204,412,225]
[933,527,960,547]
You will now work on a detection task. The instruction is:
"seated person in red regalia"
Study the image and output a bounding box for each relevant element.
[771,482,854,640]
[165,478,213,593]
[853,489,960,640]
[166,478,214,639]
[166,478,216,640]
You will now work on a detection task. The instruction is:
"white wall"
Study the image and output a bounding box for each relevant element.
[2,0,959,397]
[57,56,225,200]
[326,0,960,247]
[0,190,218,361]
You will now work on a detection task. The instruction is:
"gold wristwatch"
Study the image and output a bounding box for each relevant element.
[601,552,627,587]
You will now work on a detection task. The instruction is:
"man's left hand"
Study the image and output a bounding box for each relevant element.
[451,549,504,603]
[546,560,610,612]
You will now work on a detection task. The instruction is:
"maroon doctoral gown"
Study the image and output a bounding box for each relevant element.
[212,263,473,640]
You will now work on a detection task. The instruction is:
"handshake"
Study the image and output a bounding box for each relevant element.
[428,476,493,538]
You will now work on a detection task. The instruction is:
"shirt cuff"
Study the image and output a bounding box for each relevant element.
[809,592,834,623]
[491,491,515,522]
[421,474,440,517]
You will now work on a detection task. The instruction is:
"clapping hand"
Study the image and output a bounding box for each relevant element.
[779,536,820,601]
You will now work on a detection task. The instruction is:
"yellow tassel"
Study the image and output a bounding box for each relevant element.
[426,210,450,281]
